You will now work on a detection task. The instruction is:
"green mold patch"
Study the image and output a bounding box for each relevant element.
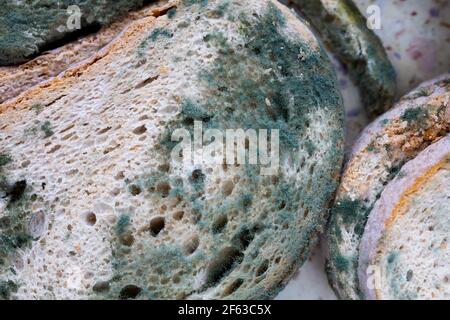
[0,177,38,276]
[116,214,131,236]
[101,244,195,300]
[138,27,174,55]
[384,251,417,299]
[183,0,209,7]
[305,140,316,156]
[24,120,55,139]
[0,153,11,168]
[106,1,343,299]
[386,163,404,181]
[177,21,190,28]
[40,121,54,138]
[334,254,351,272]
[333,198,364,226]
[31,103,43,115]
[414,88,429,98]
[164,3,341,152]
[0,280,18,300]
[292,0,396,118]
[189,169,206,195]
[400,107,429,126]
[386,251,399,265]
[167,8,177,19]
[380,118,390,127]
[332,198,372,237]
[149,28,174,42]
[367,141,377,153]
[336,0,366,26]
[208,1,231,18]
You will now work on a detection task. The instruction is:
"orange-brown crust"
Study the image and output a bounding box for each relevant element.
[385,156,450,228]
[0,0,177,113]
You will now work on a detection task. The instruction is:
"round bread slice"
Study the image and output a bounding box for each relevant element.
[326,74,450,299]
[0,1,176,104]
[359,136,450,300]
[0,0,344,300]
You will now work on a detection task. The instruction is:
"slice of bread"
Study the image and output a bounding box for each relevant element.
[359,136,449,300]
[0,0,344,299]
[0,0,149,66]
[0,1,175,104]
[326,74,449,299]
[284,0,396,118]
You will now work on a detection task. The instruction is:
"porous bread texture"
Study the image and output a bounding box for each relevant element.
[0,0,344,300]
[0,1,176,105]
[326,75,450,299]
[358,137,450,300]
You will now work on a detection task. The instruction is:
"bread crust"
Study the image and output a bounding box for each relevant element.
[0,1,176,105]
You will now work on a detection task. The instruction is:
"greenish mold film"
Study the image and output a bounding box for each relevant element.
[289,0,396,118]
[96,1,344,300]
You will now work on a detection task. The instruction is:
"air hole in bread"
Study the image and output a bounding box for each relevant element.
[119,285,142,300]
[222,180,234,196]
[222,278,244,297]
[205,247,244,288]
[406,270,414,282]
[157,164,170,173]
[255,259,269,277]
[173,211,184,221]
[171,272,181,284]
[183,234,199,255]
[119,232,135,247]
[115,171,125,180]
[0,217,11,229]
[211,214,227,234]
[98,127,112,135]
[156,181,171,198]
[190,169,205,183]
[47,145,61,154]
[129,184,142,196]
[85,212,97,226]
[303,208,309,218]
[149,217,165,236]
[92,281,110,293]
[232,225,260,251]
[132,125,147,135]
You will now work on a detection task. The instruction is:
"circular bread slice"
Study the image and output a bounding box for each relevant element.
[326,74,450,299]
[0,0,344,300]
[358,136,450,300]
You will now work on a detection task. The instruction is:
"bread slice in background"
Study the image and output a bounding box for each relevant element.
[0,1,175,105]
[326,74,449,299]
[359,136,449,300]
[0,0,152,66]
[0,0,344,299]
